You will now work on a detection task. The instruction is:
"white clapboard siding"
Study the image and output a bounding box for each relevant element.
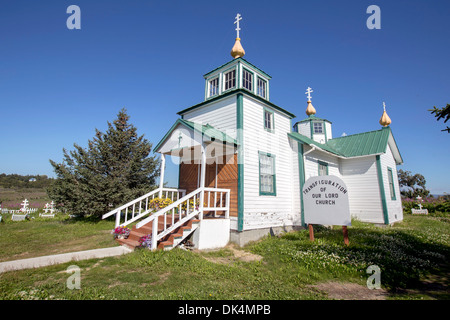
[297,122,310,137]
[182,95,237,138]
[325,122,333,140]
[312,133,326,144]
[242,95,295,230]
[340,156,384,223]
[380,145,403,223]
[303,146,341,180]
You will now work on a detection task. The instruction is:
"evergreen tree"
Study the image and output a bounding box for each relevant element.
[429,103,450,133]
[48,109,159,218]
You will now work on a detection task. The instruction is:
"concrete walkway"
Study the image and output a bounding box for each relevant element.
[0,246,132,273]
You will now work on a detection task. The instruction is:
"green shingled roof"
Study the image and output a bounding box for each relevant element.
[289,126,399,160]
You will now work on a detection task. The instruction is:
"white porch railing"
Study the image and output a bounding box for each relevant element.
[102,187,186,228]
[135,187,230,250]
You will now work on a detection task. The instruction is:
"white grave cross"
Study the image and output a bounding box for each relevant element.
[234,13,242,38]
[20,199,29,212]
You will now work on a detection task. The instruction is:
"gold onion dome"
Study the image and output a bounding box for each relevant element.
[306,100,316,116]
[231,38,245,59]
[379,102,392,127]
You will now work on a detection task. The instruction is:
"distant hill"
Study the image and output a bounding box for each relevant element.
[0,173,54,189]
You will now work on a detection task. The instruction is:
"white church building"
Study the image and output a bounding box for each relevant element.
[104,14,404,249]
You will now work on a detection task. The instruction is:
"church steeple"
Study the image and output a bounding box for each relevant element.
[230,13,245,59]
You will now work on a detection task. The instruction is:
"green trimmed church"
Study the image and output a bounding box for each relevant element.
[105,14,404,249]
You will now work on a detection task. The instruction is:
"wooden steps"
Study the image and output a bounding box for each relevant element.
[117,216,200,251]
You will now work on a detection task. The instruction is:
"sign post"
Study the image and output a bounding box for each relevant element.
[302,175,351,245]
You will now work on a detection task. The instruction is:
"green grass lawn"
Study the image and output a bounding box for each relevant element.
[0,214,117,262]
[0,214,448,300]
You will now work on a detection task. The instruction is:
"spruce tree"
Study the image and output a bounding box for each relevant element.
[48,109,159,218]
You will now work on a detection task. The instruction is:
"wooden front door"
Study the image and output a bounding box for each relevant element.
[178,154,238,217]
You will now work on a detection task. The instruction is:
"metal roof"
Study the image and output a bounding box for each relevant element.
[153,119,238,153]
[289,126,401,162]
[327,127,391,157]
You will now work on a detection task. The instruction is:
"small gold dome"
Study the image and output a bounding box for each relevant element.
[231,38,245,59]
[306,101,316,116]
[379,110,392,127]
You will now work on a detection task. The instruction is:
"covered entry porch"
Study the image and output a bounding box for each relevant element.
[102,119,238,251]
[156,119,238,220]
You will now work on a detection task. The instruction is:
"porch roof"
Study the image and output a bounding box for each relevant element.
[153,118,238,154]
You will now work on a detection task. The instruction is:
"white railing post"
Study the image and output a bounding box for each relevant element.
[151,217,158,251]
[225,190,230,218]
[159,154,166,198]
[199,144,206,220]
[115,210,121,228]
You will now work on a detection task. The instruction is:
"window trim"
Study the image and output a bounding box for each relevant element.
[257,76,267,99]
[313,121,324,134]
[318,160,329,176]
[242,67,254,92]
[258,151,277,196]
[207,76,219,98]
[387,167,396,200]
[263,108,275,133]
[222,66,237,93]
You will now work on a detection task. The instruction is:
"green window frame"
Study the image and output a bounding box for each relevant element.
[318,161,328,176]
[208,77,219,98]
[313,122,324,134]
[387,167,396,200]
[259,152,276,196]
[242,68,253,92]
[223,68,236,92]
[263,108,274,132]
[257,77,267,98]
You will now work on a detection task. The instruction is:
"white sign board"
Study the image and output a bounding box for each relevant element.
[303,175,351,226]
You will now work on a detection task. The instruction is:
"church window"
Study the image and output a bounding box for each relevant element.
[318,161,328,176]
[264,109,274,131]
[224,69,236,91]
[387,167,396,200]
[313,122,323,134]
[209,77,219,97]
[259,152,276,196]
[257,78,267,98]
[243,69,253,91]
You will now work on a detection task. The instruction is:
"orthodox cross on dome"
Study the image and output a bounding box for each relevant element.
[383,101,387,111]
[234,13,242,38]
[305,87,313,101]
[230,13,245,58]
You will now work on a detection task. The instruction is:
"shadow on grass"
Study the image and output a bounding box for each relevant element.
[259,221,449,298]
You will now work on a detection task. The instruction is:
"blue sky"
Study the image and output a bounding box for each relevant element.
[0,0,449,194]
